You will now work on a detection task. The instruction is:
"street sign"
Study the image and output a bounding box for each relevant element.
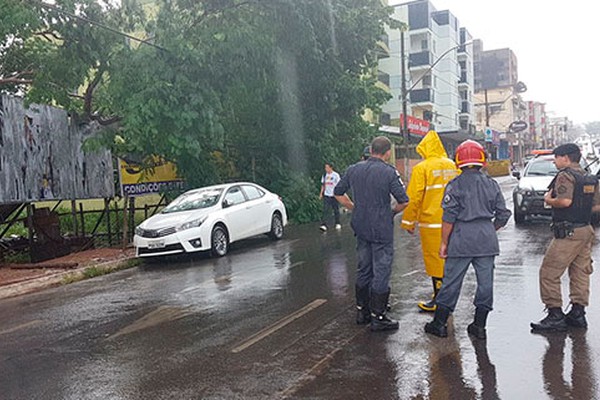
[485,128,493,142]
[508,120,528,133]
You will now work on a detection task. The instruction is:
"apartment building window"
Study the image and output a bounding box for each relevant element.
[422,74,432,87]
[421,39,428,50]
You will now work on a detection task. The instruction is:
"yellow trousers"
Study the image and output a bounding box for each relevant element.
[420,227,444,278]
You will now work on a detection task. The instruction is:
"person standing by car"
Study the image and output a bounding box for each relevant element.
[400,130,459,312]
[530,143,600,332]
[319,163,341,232]
[334,136,409,331]
[424,140,511,339]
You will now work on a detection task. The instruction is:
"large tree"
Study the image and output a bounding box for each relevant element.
[1,0,394,221]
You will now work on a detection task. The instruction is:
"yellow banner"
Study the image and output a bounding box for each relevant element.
[119,157,184,197]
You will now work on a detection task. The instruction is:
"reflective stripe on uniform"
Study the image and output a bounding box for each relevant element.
[401,220,415,226]
[425,184,446,191]
[419,223,442,228]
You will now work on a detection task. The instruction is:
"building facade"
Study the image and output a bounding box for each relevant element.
[378,0,475,134]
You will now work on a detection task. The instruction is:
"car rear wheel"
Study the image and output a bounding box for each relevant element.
[268,213,284,240]
[211,225,229,257]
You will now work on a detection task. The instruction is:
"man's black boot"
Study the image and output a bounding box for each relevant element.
[424,305,450,337]
[355,284,371,325]
[370,290,399,332]
[467,307,489,340]
[565,303,587,328]
[530,307,568,332]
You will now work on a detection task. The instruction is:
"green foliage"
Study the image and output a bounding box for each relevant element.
[2,0,395,224]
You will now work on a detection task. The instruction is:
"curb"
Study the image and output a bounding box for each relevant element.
[0,256,138,300]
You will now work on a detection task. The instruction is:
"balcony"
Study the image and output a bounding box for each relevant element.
[460,101,470,114]
[377,71,390,87]
[409,51,432,68]
[410,88,434,103]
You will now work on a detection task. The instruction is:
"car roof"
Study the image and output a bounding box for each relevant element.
[184,182,265,194]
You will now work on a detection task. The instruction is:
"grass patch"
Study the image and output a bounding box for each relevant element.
[61,257,142,285]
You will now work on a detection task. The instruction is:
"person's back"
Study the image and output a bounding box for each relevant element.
[443,168,506,257]
[342,157,403,243]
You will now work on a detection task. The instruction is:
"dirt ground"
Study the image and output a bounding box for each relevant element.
[0,247,135,287]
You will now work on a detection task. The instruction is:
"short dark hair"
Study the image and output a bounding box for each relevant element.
[553,143,581,163]
[370,136,392,156]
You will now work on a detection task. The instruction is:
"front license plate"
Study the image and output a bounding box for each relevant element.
[148,240,166,249]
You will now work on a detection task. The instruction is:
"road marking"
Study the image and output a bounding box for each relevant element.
[275,329,363,399]
[0,320,41,335]
[401,270,420,277]
[231,298,327,354]
[107,306,191,340]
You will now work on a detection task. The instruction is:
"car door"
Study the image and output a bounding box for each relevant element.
[241,184,271,235]
[222,186,251,241]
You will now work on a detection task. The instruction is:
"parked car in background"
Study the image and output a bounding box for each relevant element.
[512,153,557,224]
[513,152,600,225]
[134,182,287,258]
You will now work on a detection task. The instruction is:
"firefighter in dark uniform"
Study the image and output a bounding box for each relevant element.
[334,136,409,331]
[424,140,511,339]
[531,143,600,332]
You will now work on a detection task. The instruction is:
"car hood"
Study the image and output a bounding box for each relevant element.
[517,176,554,191]
[140,208,214,229]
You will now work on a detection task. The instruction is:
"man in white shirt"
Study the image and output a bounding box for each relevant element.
[320,162,341,231]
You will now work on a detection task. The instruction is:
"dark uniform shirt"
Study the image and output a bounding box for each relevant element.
[442,168,511,257]
[334,158,409,243]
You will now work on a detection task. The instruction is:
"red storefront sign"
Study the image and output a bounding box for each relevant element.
[399,114,430,136]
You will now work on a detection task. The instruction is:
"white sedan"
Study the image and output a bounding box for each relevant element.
[134,182,287,258]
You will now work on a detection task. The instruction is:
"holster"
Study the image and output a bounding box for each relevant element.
[551,221,573,239]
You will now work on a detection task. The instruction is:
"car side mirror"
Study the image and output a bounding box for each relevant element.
[222,199,232,208]
[512,171,521,180]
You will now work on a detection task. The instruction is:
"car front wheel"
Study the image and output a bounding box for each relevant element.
[268,213,284,240]
[514,207,525,225]
[211,225,229,257]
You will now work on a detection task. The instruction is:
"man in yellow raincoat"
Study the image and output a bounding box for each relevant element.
[401,130,459,312]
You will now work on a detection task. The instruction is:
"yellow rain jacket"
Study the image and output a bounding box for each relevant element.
[401,130,459,278]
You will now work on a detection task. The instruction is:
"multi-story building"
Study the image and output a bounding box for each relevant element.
[472,41,527,160]
[473,43,519,92]
[526,101,548,149]
[378,0,475,134]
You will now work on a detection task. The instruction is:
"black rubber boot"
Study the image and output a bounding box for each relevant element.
[355,284,371,325]
[370,290,399,332]
[425,305,450,337]
[565,303,587,329]
[530,307,568,332]
[418,277,443,313]
[467,307,489,340]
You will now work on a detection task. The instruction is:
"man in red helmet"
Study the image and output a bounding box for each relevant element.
[424,140,511,339]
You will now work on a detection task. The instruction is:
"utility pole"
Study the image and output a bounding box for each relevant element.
[400,28,409,180]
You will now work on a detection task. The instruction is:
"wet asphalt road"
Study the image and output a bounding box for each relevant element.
[1,176,600,399]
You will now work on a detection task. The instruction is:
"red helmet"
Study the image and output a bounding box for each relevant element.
[455,140,486,168]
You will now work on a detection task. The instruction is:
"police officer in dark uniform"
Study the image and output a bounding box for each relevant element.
[334,136,409,331]
[531,143,600,332]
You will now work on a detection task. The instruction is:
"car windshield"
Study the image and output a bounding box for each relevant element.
[525,158,558,177]
[162,188,223,213]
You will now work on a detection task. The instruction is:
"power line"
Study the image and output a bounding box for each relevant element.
[33,0,168,52]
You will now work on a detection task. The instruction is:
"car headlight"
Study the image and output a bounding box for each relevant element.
[135,226,144,236]
[177,216,208,231]
[517,188,534,197]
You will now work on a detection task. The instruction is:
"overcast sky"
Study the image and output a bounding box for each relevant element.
[389,0,599,125]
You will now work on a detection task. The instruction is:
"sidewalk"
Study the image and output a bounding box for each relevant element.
[0,247,137,300]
